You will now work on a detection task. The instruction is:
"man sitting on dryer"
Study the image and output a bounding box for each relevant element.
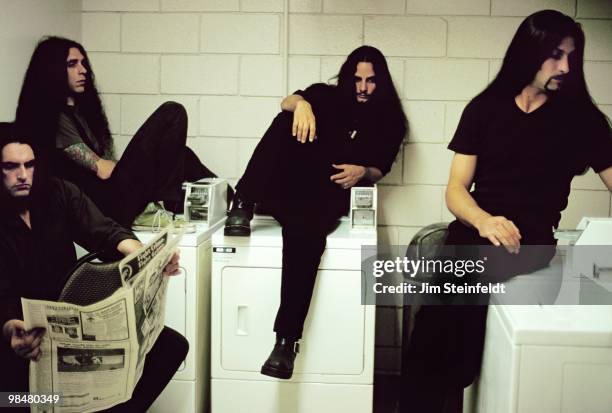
[224,46,408,379]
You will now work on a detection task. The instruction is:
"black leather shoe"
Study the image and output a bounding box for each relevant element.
[260,338,299,379]
[224,192,254,236]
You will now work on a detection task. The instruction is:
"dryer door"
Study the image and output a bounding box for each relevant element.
[220,266,366,376]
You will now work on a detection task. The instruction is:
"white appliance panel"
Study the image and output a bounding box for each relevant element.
[145,218,224,413]
[211,220,376,413]
[220,266,366,375]
[211,379,373,413]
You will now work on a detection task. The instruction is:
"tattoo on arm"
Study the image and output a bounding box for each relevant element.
[63,143,100,173]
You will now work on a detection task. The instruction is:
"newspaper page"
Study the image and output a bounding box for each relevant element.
[21,228,182,413]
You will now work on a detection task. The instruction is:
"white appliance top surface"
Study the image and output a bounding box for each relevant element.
[575,218,612,245]
[493,218,612,347]
[212,215,376,248]
[494,304,612,347]
[135,217,225,247]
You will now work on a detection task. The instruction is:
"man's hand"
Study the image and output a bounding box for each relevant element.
[330,164,366,189]
[3,320,45,361]
[95,159,116,180]
[474,215,522,254]
[292,100,317,143]
[117,238,143,256]
[117,239,180,276]
[163,251,181,276]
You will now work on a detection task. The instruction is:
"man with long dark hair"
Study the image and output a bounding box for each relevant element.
[224,45,408,379]
[402,10,612,412]
[15,36,217,230]
[0,123,188,411]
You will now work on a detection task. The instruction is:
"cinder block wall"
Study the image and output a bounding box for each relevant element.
[0,0,81,121]
[81,0,612,374]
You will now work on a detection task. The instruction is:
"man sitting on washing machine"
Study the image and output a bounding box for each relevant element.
[224,45,408,379]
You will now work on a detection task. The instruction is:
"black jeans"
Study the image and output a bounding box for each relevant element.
[400,220,556,413]
[236,111,349,340]
[84,102,215,228]
[270,207,341,339]
[0,327,187,413]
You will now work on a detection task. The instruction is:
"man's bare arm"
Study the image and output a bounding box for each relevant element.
[63,143,116,180]
[446,154,487,228]
[446,154,521,253]
[63,143,100,173]
[599,166,612,192]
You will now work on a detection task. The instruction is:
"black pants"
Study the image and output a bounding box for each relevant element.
[270,208,341,339]
[236,112,348,340]
[0,327,187,413]
[400,220,556,413]
[83,102,215,228]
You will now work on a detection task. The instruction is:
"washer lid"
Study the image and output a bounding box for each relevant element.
[575,218,612,245]
[493,304,612,347]
[213,216,376,249]
[136,217,225,247]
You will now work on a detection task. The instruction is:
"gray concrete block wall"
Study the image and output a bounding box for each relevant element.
[81,0,612,373]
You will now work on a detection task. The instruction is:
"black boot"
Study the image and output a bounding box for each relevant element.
[224,191,254,236]
[260,337,299,379]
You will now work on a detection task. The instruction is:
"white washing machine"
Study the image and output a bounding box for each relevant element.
[211,216,377,413]
[468,219,612,413]
[471,305,612,413]
[137,219,225,413]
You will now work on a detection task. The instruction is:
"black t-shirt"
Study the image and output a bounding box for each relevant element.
[449,93,612,229]
[295,83,405,176]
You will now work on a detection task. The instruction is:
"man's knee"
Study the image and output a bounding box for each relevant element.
[158,101,187,122]
[265,111,294,136]
[159,327,189,362]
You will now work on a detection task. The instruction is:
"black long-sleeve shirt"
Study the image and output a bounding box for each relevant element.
[295,83,406,176]
[0,178,135,336]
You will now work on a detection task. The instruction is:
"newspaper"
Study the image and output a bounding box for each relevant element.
[21,228,182,413]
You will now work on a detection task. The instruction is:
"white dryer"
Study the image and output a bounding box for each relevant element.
[138,219,225,413]
[211,216,377,413]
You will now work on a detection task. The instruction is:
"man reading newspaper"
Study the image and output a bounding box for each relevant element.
[0,123,187,412]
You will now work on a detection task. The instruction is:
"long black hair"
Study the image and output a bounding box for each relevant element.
[484,10,593,106]
[15,36,113,157]
[334,45,408,137]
